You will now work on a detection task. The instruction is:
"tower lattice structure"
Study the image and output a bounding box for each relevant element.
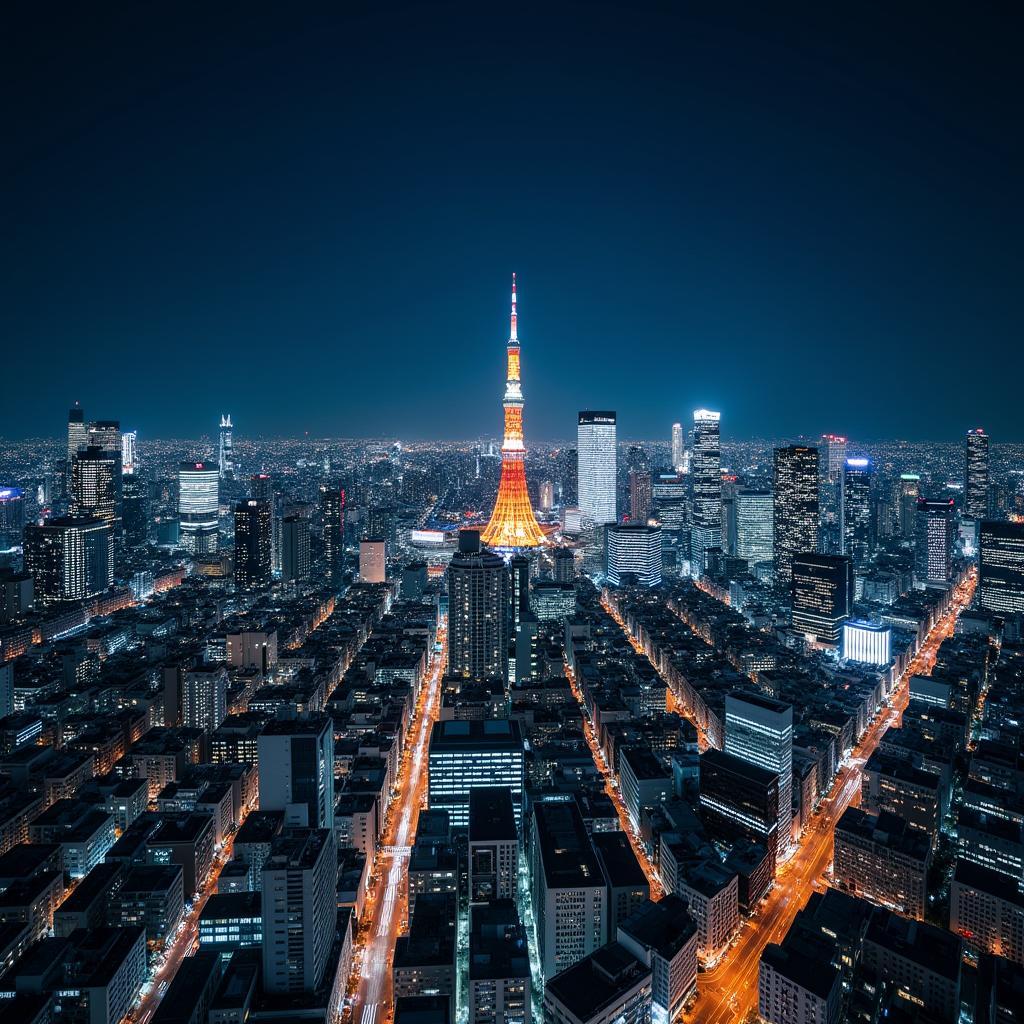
[481,274,546,549]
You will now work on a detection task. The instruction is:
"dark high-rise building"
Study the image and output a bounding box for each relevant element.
[841,457,874,565]
[447,531,511,681]
[965,428,990,520]
[628,470,652,524]
[234,500,273,591]
[691,409,722,577]
[510,555,530,631]
[281,515,311,582]
[87,420,123,532]
[699,748,780,874]
[121,476,149,547]
[71,445,119,534]
[898,474,921,541]
[559,447,578,506]
[251,473,274,502]
[552,546,575,583]
[773,446,819,586]
[791,552,854,646]
[0,488,26,551]
[914,498,955,589]
[24,516,113,606]
[979,520,1024,615]
[319,482,345,585]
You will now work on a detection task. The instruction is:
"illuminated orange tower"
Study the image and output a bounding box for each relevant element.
[481,274,546,549]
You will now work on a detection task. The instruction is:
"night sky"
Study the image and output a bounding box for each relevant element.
[4,4,1021,442]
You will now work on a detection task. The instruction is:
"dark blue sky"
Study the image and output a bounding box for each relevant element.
[4,4,1021,441]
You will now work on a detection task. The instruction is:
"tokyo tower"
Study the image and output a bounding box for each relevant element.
[481,274,546,549]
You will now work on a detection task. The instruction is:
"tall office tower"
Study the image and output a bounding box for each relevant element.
[71,445,119,533]
[179,462,219,554]
[841,457,874,565]
[539,479,554,512]
[772,446,819,588]
[428,720,525,828]
[791,552,854,646]
[261,828,337,994]
[578,411,617,525]
[965,428,990,520]
[914,498,955,589]
[182,666,228,732]
[671,422,685,472]
[87,420,123,530]
[558,447,578,506]
[509,554,530,631]
[121,431,137,476]
[447,531,511,681]
[281,515,311,581]
[0,489,26,551]
[358,538,386,583]
[218,415,235,479]
[724,692,793,861]
[898,474,921,540]
[258,718,335,829]
[735,489,773,565]
[691,409,722,576]
[552,546,576,583]
[121,477,149,547]
[319,482,345,584]
[822,434,847,482]
[67,402,88,472]
[530,800,607,979]
[628,470,652,523]
[24,516,113,606]
[979,520,1024,614]
[605,523,663,588]
[481,275,545,549]
[234,500,273,590]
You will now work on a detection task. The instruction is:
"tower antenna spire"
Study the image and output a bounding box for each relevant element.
[510,272,517,343]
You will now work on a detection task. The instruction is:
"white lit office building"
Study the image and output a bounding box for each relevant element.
[578,411,617,525]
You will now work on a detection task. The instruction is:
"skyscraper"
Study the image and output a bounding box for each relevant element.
[691,409,722,576]
[605,523,663,588]
[319,482,345,585]
[671,422,685,472]
[724,692,793,861]
[0,489,26,551]
[628,470,652,523]
[822,434,847,483]
[178,462,219,554]
[965,428,989,520]
[841,457,874,565]
[67,402,88,473]
[234,500,273,590]
[914,497,955,589]
[791,553,854,645]
[577,412,617,525]
[482,275,545,549]
[71,445,118,532]
[898,474,921,541]
[735,489,773,566]
[218,415,235,479]
[121,431,137,476]
[281,514,311,582]
[261,828,338,994]
[447,531,511,681]
[24,516,113,605]
[979,520,1024,614]
[773,445,819,585]
[258,718,335,830]
[121,476,149,547]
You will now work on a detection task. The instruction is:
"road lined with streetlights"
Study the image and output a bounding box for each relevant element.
[348,619,447,1024]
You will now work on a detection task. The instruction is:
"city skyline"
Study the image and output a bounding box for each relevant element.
[5,6,1021,441]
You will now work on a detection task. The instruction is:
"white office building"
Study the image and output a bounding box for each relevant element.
[842,620,892,666]
[578,411,617,525]
[183,666,228,733]
[178,461,219,554]
[606,523,662,588]
[735,489,773,565]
